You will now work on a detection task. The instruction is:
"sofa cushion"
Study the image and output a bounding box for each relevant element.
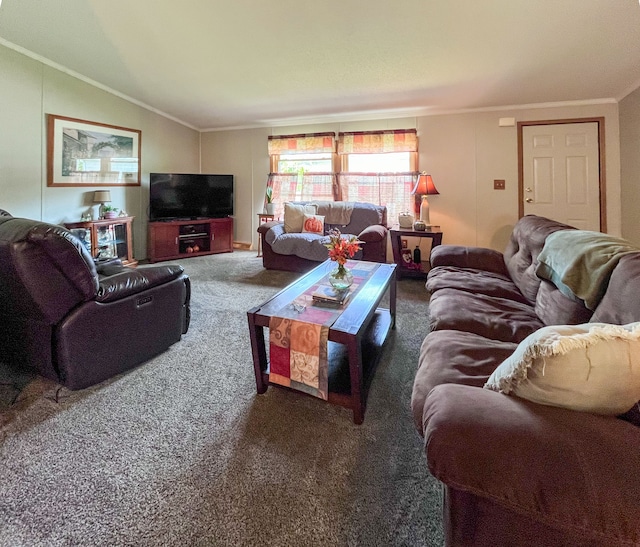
[428,288,544,342]
[284,203,317,233]
[485,322,640,415]
[268,225,362,263]
[426,266,529,303]
[301,214,324,235]
[412,330,517,434]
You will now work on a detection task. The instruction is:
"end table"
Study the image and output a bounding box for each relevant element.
[257,213,277,257]
[390,226,443,280]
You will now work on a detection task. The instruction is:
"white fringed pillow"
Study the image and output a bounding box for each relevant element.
[484,322,640,414]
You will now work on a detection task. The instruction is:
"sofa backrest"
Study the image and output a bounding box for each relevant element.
[293,201,386,236]
[591,252,640,324]
[0,215,98,324]
[503,215,576,304]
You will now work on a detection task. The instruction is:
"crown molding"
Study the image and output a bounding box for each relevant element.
[0,37,198,130]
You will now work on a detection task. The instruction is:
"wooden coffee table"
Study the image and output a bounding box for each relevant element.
[247,260,396,424]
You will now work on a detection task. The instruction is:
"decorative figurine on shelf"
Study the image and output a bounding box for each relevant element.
[118,209,128,217]
[398,211,414,229]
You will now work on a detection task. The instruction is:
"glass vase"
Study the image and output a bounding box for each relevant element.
[329,264,354,291]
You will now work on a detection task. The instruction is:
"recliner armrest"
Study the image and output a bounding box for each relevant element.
[97,264,185,303]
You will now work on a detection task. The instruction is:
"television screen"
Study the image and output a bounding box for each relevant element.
[149,173,234,221]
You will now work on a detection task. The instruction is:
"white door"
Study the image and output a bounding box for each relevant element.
[521,122,601,230]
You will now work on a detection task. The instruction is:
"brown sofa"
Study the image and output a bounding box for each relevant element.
[0,210,191,390]
[258,201,388,273]
[411,215,640,546]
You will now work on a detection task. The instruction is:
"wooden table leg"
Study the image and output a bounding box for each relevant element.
[247,309,268,394]
[347,336,365,424]
[390,269,397,329]
[390,231,403,280]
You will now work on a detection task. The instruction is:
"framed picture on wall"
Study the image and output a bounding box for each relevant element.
[47,114,141,186]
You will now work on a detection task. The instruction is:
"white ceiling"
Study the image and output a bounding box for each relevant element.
[1,0,640,131]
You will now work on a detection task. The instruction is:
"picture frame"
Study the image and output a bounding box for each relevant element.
[47,114,141,186]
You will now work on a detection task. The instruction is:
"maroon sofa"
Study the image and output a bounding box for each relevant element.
[411,215,640,546]
[0,210,191,390]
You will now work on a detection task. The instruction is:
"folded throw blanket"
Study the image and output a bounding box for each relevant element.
[536,230,639,310]
[314,201,354,225]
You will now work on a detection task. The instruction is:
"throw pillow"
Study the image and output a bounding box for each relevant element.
[284,203,317,233]
[301,214,325,235]
[484,322,640,415]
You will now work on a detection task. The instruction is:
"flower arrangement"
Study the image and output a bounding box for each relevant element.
[324,229,362,286]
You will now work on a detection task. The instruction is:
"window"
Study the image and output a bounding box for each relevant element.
[278,153,332,174]
[337,130,418,221]
[267,133,337,217]
[266,129,419,222]
[345,152,411,173]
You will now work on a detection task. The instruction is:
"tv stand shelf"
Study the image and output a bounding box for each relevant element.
[148,218,233,262]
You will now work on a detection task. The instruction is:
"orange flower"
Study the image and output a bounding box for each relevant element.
[324,228,361,265]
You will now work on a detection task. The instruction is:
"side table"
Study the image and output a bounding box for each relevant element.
[257,213,277,257]
[65,216,137,267]
[389,226,443,280]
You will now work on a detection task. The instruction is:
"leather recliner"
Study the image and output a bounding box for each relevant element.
[0,210,191,390]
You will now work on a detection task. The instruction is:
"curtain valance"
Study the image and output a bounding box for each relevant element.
[337,129,417,154]
[267,132,336,156]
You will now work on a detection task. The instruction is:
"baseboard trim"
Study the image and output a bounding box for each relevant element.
[233,241,252,250]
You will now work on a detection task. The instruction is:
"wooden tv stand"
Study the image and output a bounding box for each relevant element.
[148,217,233,263]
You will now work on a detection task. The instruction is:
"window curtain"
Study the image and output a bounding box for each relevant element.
[266,172,336,218]
[337,172,417,223]
[337,129,417,154]
[268,132,336,156]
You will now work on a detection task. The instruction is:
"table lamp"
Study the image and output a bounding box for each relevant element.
[412,172,439,225]
[93,190,111,219]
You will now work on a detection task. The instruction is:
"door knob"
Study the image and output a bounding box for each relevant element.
[525,187,532,193]
[525,198,533,203]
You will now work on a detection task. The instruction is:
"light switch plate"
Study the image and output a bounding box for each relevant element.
[494,179,506,190]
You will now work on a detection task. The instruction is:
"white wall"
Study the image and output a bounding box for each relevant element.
[201,104,621,253]
[620,87,640,247]
[0,44,200,259]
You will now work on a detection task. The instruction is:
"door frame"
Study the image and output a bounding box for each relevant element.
[517,117,606,231]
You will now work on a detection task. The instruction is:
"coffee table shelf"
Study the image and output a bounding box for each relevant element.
[247,260,396,424]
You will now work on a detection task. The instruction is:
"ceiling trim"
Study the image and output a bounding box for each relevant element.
[0,37,199,131]
[200,98,618,133]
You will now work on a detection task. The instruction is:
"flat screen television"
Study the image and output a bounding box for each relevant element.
[149,173,234,221]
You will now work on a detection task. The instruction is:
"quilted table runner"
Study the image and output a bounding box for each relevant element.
[268,261,378,399]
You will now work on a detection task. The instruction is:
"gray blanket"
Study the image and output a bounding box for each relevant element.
[536,230,638,310]
[314,201,354,225]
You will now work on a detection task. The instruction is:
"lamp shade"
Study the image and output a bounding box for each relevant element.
[412,173,439,196]
[93,190,112,203]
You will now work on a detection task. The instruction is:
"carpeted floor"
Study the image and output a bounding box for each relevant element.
[0,251,444,547]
